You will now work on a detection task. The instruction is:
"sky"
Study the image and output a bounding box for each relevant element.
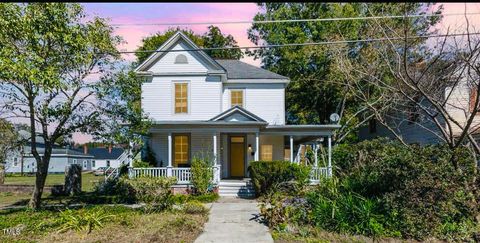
[67,3,479,143]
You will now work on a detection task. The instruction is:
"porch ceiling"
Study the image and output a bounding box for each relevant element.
[149,122,340,136]
[262,124,341,136]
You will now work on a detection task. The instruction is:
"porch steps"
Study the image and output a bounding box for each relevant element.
[218,180,256,198]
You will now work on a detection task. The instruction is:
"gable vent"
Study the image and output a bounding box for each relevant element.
[175,54,188,64]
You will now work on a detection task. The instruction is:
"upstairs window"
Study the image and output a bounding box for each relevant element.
[174,54,188,64]
[175,83,188,114]
[231,90,244,108]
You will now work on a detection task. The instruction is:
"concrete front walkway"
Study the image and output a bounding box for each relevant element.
[195,198,273,243]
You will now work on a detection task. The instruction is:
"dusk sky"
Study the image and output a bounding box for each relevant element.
[71,2,480,143]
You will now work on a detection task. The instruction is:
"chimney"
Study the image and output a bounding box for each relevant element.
[108,144,112,154]
[83,144,88,155]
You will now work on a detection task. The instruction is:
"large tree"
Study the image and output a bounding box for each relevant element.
[248,3,442,142]
[135,26,243,64]
[0,119,18,166]
[0,3,122,208]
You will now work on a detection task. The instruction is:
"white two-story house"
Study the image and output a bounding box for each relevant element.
[131,32,339,192]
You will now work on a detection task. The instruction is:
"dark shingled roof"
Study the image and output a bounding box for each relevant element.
[88,148,125,160]
[214,59,288,80]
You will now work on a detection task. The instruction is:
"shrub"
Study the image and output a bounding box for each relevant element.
[126,176,177,212]
[93,178,135,203]
[182,201,208,215]
[306,178,400,237]
[133,159,151,168]
[56,207,114,234]
[332,139,479,240]
[190,156,213,195]
[172,192,219,204]
[248,160,311,197]
[259,139,480,241]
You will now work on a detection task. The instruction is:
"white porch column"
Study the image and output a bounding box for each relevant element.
[213,133,220,183]
[167,133,173,177]
[290,135,294,162]
[254,132,259,161]
[327,135,332,177]
[128,141,134,168]
[314,143,318,167]
[213,133,217,165]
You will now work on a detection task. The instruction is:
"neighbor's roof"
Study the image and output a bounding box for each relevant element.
[88,148,125,160]
[214,59,289,80]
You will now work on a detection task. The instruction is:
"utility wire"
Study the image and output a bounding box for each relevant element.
[110,12,480,27]
[113,32,480,54]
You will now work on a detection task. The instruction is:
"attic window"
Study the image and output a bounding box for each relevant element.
[175,54,188,64]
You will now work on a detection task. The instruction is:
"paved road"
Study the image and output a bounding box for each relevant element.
[195,198,273,243]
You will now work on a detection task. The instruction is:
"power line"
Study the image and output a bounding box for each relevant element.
[113,32,480,55]
[110,12,480,27]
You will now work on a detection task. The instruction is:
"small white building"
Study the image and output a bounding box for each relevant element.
[87,146,127,169]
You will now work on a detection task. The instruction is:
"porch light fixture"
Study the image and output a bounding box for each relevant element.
[248,144,255,156]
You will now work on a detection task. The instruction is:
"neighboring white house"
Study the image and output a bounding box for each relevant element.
[86,146,127,170]
[4,132,94,173]
[359,75,480,145]
[129,31,339,192]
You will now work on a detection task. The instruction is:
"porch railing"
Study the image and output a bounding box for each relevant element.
[128,165,329,185]
[130,167,168,178]
[128,165,221,184]
[309,166,332,184]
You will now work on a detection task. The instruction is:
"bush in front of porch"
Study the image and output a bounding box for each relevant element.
[248,161,311,197]
[258,139,480,241]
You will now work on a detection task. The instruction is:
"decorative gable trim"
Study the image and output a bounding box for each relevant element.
[134,31,225,73]
[210,106,266,123]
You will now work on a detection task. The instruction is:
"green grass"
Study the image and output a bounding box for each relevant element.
[1,173,102,208]
[0,205,208,243]
[4,172,101,192]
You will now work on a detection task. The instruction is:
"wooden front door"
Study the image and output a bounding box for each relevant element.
[229,136,245,177]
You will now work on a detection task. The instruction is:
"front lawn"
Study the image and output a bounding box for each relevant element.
[0,205,208,243]
[4,172,101,192]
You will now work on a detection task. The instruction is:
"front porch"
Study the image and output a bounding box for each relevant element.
[128,122,340,185]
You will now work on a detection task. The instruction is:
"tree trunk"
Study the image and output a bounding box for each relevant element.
[28,156,49,209]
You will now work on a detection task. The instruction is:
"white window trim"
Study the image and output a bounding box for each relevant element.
[72,159,77,165]
[13,157,18,166]
[171,80,191,116]
[229,88,246,108]
[83,160,88,168]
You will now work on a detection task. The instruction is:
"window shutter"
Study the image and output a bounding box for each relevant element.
[470,87,478,113]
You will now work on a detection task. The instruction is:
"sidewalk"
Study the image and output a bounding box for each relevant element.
[195,197,273,243]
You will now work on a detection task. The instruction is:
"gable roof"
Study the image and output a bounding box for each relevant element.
[134,31,225,73]
[88,148,125,160]
[210,106,266,123]
[215,59,289,80]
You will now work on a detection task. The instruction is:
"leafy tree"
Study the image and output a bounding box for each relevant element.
[135,25,243,64]
[135,27,204,64]
[0,3,122,208]
[248,3,442,142]
[202,25,243,59]
[0,119,18,165]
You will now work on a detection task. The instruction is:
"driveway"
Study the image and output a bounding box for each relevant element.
[195,197,273,243]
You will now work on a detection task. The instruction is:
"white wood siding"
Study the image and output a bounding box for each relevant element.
[142,76,222,121]
[147,41,210,73]
[222,83,286,125]
[445,82,480,136]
